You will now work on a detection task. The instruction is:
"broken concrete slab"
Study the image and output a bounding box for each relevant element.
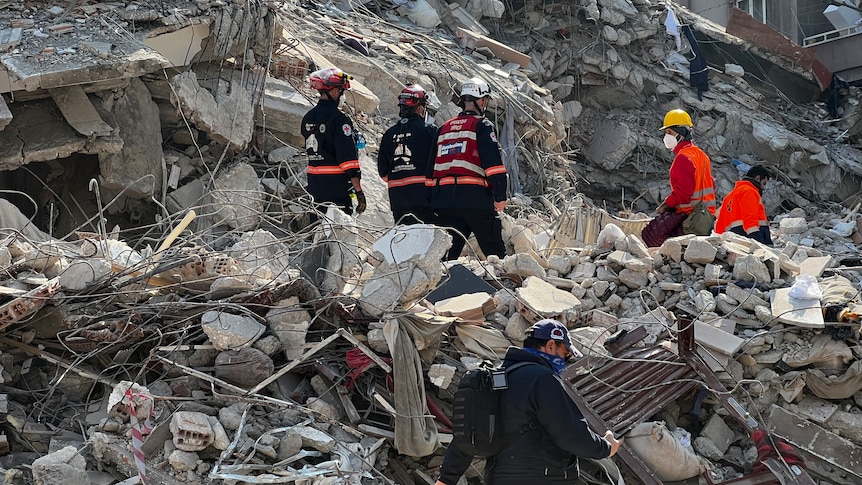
[766,404,862,480]
[98,77,163,198]
[49,85,113,137]
[434,292,495,321]
[516,276,580,321]
[201,310,265,351]
[170,70,254,150]
[798,255,833,277]
[207,162,265,230]
[771,288,825,328]
[259,77,314,147]
[1,42,169,93]
[0,99,121,171]
[456,27,531,68]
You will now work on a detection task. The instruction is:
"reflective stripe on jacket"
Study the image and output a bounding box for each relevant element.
[715,179,768,235]
[670,143,716,215]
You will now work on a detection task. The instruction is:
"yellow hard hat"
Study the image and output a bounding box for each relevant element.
[660,109,693,130]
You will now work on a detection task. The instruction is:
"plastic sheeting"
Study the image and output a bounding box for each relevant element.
[382,313,453,457]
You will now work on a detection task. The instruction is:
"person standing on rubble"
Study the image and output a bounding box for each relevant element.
[434,319,622,485]
[641,108,717,247]
[300,67,366,220]
[715,165,774,246]
[429,77,508,260]
[377,84,438,225]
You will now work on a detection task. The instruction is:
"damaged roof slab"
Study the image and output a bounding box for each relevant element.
[0,99,121,170]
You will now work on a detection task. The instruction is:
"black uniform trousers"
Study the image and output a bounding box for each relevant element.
[436,207,505,260]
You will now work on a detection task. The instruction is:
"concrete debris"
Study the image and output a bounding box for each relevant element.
[0,0,858,484]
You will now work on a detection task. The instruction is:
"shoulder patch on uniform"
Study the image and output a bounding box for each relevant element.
[342,124,353,137]
[490,131,498,143]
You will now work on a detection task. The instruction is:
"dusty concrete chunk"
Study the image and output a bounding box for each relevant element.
[206,416,230,450]
[700,414,734,455]
[516,276,580,319]
[170,411,214,452]
[277,429,303,460]
[434,292,494,321]
[618,268,649,289]
[50,85,113,137]
[659,239,682,262]
[724,63,745,77]
[294,426,335,453]
[267,296,312,360]
[99,78,163,198]
[825,410,862,445]
[168,449,199,472]
[694,319,744,355]
[684,238,717,264]
[201,310,265,350]
[796,396,838,424]
[505,312,531,341]
[0,28,22,52]
[503,253,546,278]
[428,364,456,388]
[779,217,808,235]
[32,445,89,485]
[725,283,769,311]
[171,70,253,149]
[732,254,771,283]
[215,348,275,388]
[59,259,112,291]
[209,162,265,230]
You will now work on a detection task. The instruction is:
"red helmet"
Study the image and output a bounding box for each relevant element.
[398,84,427,107]
[309,67,352,90]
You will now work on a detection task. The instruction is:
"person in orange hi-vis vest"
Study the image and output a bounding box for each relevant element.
[641,109,717,247]
[715,165,774,246]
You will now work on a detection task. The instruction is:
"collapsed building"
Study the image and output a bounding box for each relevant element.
[0,0,861,484]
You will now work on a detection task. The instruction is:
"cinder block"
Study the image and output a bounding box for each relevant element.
[170,411,214,451]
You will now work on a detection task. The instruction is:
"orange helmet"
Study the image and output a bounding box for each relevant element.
[309,67,352,90]
[398,84,427,107]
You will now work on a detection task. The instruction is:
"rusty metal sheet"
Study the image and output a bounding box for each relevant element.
[567,344,699,436]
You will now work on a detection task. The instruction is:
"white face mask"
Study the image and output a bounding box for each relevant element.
[663,133,679,150]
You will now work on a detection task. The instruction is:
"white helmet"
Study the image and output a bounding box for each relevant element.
[460,77,491,99]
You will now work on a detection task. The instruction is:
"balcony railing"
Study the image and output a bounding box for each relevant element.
[803,24,862,46]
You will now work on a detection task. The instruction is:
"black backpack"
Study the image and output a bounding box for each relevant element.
[451,362,534,457]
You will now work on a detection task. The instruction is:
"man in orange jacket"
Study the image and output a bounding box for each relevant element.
[641,109,717,247]
[715,165,774,246]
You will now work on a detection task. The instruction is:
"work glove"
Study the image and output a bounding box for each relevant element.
[355,191,367,214]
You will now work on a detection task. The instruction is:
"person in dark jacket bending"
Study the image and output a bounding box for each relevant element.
[300,67,365,219]
[377,84,438,225]
[435,319,622,485]
[429,77,508,260]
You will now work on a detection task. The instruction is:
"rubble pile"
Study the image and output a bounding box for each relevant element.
[0,0,860,484]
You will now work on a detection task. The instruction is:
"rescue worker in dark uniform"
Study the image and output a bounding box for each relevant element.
[300,67,366,220]
[435,319,622,485]
[715,165,774,245]
[430,77,508,260]
[377,84,438,225]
